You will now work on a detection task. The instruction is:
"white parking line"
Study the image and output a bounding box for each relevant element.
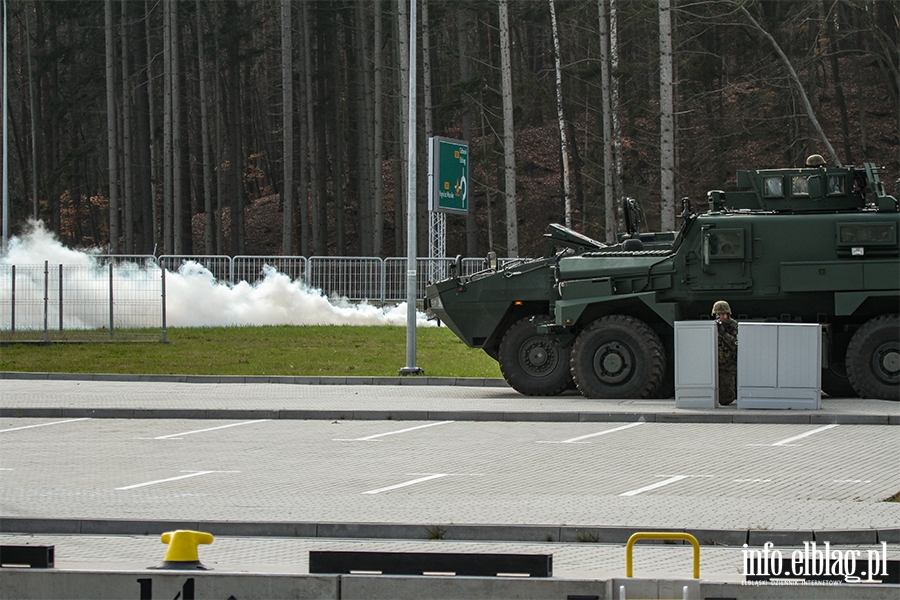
[733,479,772,483]
[619,475,688,497]
[152,420,271,440]
[833,479,872,483]
[363,474,448,495]
[0,418,90,433]
[116,470,239,490]
[769,424,839,447]
[334,420,454,442]
[539,421,645,444]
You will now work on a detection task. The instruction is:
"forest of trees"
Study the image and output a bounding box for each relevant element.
[2,0,898,259]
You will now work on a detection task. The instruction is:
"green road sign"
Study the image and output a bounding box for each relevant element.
[429,137,469,215]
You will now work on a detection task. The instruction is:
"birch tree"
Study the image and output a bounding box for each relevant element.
[499,0,517,257]
[549,0,573,229]
[597,0,615,242]
[659,0,675,230]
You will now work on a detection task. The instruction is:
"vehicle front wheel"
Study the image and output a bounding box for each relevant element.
[571,315,665,399]
[498,315,574,396]
[846,314,900,401]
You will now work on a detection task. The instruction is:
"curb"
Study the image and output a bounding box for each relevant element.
[3,517,897,547]
[1,406,896,425]
[0,371,509,387]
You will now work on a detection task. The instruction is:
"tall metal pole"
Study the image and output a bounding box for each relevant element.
[2,0,9,249]
[400,0,422,375]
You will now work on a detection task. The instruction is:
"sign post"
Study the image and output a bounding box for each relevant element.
[427,137,468,283]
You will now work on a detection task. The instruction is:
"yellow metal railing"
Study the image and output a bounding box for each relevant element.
[626,532,700,579]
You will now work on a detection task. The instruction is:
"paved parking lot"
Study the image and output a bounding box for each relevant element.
[2,415,897,531]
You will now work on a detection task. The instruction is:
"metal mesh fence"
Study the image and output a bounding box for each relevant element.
[306,257,384,302]
[233,256,307,285]
[1,255,535,341]
[0,262,164,342]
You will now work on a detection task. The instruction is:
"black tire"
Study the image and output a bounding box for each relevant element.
[821,361,858,398]
[846,314,900,401]
[498,315,574,396]
[571,315,665,399]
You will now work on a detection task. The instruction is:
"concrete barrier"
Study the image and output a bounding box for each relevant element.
[1,569,897,599]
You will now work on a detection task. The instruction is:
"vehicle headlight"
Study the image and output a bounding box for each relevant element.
[429,295,443,311]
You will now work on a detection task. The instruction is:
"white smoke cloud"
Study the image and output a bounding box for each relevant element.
[0,221,436,329]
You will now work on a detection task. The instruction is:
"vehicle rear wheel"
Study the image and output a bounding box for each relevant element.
[498,315,573,396]
[846,314,900,401]
[821,361,858,398]
[571,315,665,399]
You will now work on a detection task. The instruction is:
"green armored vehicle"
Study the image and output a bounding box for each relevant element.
[425,161,899,401]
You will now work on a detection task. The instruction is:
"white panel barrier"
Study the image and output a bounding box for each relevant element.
[674,321,718,409]
[737,322,822,410]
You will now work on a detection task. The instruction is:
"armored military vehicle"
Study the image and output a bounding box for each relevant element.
[425,161,899,401]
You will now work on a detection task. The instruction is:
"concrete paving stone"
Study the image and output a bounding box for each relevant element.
[0,518,82,534]
[811,413,891,425]
[503,412,580,422]
[278,410,352,420]
[558,527,685,545]
[655,413,732,424]
[398,378,429,386]
[441,525,560,543]
[204,409,279,420]
[428,411,505,422]
[203,521,318,538]
[0,408,61,417]
[81,519,195,536]
[814,529,879,545]
[748,529,815,546]
[684,528,748,547]
[316,523,430,540]
[889,415,900,425]
[49,373,94,381]
[132,409,208,419]
[578,413,653,423]
[878,529,900,544]
[350,410,431,421]
[0,371,50,379]
[374,378,402,385]
[731,412,812,424]
[65,408,134,419]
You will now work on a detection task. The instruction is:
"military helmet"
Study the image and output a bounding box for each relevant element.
[711,300,732,315]
[806,154,826,167]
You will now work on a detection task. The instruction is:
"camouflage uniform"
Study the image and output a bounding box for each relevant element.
[717,317,739,405]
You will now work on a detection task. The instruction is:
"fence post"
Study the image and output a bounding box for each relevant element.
[161,264,167,343]
[10,264,15,335]
[109,262,114,339]
[58,264,63,333]
[43,261,48,343]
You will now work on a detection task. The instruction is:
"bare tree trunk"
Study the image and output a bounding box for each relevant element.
[302,0,320,255]
[24,1,39,222]
[499,0,518,257]
[120,0,134,253]
[736,4,840,166]
[458,7,476,255]
[105,0,120,253]
[162,0,173,253]
[280,0,293,255]
[610,0,624,233]
[597,0,615,242]
[196,0,213,254]
[549,0,572,229]
[659,0,675,230]
[171,1,183,253]
[395,0,409,256]
[373,0,384,255]
[214,16,225,254]
[132,0,154,253]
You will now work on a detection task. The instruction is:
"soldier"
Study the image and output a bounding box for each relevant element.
[713,300,738,405]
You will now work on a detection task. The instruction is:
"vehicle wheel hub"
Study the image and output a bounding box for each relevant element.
[520,339,558,376]
[593,342,633,384]
[873,342,900,383]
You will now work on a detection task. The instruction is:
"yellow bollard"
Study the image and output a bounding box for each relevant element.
[154,530,214,570]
